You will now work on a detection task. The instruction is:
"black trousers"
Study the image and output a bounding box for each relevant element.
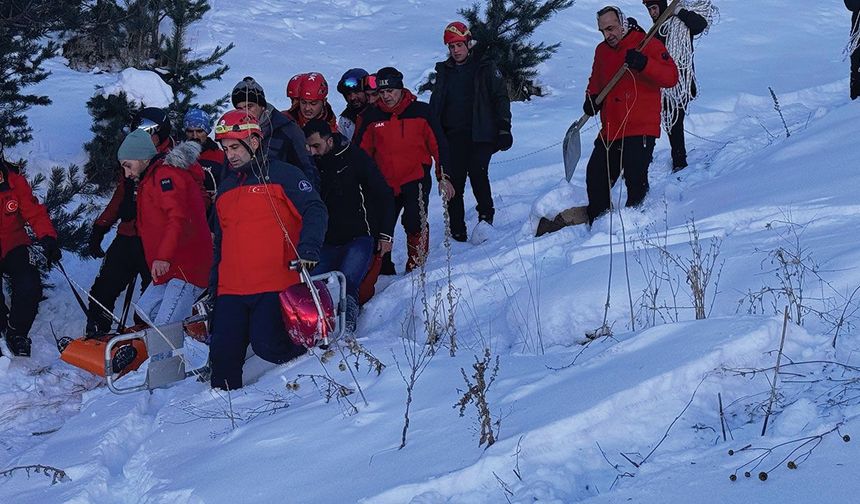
[586,135,656,224]
[444,133,495,237]
[86,234,151,334]
[394,168,432,236]
[851,46,860,99]
[0,245,43,339]
[668,108,687,169]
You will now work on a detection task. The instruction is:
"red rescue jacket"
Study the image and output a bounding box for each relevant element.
[0,164,57,259]
[355,90,448,195]
[587,27,678,141]
[135,143,213,288]
[211,158,327,296]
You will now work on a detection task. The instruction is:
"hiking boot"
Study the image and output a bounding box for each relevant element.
[111,344,138,374]
[345,295,360,333]
[451,231,468,243]
[7,334,31,357]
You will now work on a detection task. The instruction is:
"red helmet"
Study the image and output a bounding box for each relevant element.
[299,72,329,101]
[443,21,471,45]
[286,73,306,100]
[279,280,336,348]
[214,110,262,141]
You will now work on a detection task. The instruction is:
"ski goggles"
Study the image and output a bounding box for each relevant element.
[214,122,261,136]
[363,74,379,92]
[137,118,160,134]
[341,77,361,91]
[445,24,471,38]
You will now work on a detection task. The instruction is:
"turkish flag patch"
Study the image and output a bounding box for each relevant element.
[160,178,174,192]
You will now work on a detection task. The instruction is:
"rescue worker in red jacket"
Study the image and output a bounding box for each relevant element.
[354,66,454,274]
[116,129,213,322]
[208,110,327,390]
[582,6,678,224]
[0,152,60,357]
[287,72,339,132]
[84,107,173,336]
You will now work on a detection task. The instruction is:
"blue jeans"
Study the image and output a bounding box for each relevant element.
[313,236,374,300]
[135,278,203,326]
[209,292,306,390]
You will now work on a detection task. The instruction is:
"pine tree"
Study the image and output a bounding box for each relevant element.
[27,165,99,257]
[82,92,141,194]
[157,0,233,131]
[0,0,84,147]
[63,0,164,71]
[459,0,575,101]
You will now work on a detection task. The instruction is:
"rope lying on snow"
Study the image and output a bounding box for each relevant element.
[659,0,719,131]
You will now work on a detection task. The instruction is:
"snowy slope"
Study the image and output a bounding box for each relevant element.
[3,1,860,503]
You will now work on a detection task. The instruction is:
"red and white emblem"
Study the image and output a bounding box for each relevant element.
[5,200,19,213]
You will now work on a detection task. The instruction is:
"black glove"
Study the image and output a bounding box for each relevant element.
[583,94,601,117]
[38,236,62,267]
[88,224,109,259]
[625,49,648,72]
[496,130,513,152]
[299,259,319,272]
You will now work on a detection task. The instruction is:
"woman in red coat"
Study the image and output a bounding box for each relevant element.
[116,129,213,327]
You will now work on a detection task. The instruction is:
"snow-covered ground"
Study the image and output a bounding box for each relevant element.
[3,1,860,502]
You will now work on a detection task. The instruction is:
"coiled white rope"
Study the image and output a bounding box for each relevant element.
[659,0,719,131]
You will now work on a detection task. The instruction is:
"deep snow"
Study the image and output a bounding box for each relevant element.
[2,1,860,503]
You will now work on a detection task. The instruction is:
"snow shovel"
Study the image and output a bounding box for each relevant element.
[562,0,681,181]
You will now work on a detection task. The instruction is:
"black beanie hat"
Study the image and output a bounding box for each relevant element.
[231,76,267,108]
[375,67,404,90]
[643,0,668,13]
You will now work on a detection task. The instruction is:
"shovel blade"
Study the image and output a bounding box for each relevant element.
[563,118,584,182]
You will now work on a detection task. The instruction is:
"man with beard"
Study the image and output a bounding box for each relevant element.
[336,68,370,141]
[304,119,394,330]
[183,108,225,212]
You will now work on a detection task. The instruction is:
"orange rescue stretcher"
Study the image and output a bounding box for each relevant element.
[59,271,346,395]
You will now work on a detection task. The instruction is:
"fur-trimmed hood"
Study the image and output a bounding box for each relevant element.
[163,141,202,170]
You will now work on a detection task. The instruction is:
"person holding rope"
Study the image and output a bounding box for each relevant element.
[582,6,678,224]
[230,76,318,188]
[847,0,860,100]
[208,110,327,390]
[0,146,59,357]
[643,0,710,172]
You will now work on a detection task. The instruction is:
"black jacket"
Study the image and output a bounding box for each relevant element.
[260,105,319,189]
[317,134,395,246]
[429,45,512,144]
[655,9,708,97]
